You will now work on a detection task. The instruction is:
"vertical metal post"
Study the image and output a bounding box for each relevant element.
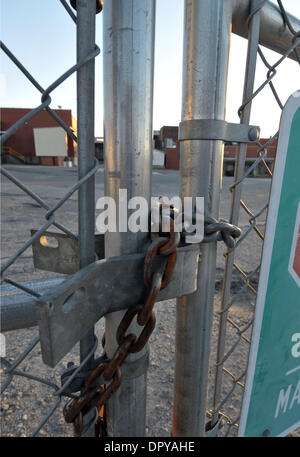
[172,0,232,437]
[103,0,156,436]
[211,0,262,427]
[77,0,97,436]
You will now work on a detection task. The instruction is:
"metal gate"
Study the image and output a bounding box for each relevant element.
[1,0,300,437]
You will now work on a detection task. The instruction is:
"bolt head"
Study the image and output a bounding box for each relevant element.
[248,126,260,142]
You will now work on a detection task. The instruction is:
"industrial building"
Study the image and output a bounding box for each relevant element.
[1,112,276,174]
[1,109,165,168]
[1,107,77,166]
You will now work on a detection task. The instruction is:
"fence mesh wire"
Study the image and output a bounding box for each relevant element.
[206,0,300,437]
[1,0,300,438]
[0,1,101,437]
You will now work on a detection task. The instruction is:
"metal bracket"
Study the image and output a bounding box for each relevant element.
[31,231,105,274]
[178,119,260,143]
[37,244,200,368]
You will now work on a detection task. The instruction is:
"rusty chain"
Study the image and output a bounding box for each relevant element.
[62,214,180,436]
[61,204,241,436]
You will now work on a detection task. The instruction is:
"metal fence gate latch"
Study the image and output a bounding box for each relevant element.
[34,210,242,369]
[36,240,200,368]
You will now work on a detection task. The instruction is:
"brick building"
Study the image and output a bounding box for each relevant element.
[157,126,180,170]
[1,107,77,165]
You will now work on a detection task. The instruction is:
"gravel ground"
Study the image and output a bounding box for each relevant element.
[1,165,299,438]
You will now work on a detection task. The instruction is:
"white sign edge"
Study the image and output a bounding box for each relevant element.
[238,90,300,437]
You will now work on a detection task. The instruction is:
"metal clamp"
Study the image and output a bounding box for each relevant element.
[178,119,260,143]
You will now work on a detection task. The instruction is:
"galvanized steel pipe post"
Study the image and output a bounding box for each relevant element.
[172,0,233,437]
[103,0,156,437]
[77,0,97,437]
[77,0,96,370]
[211,0,263,427]
[232,0,300,61]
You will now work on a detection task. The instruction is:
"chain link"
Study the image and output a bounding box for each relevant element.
[62,215,180,436]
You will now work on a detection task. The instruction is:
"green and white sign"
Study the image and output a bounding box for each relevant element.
[239,91,300,437]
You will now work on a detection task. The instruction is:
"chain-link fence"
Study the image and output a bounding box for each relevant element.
[1,0,300,438]
[1,0,102,437]
[205,0,300,437]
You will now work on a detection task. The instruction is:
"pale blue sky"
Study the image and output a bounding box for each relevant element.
[1,0,299,138]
